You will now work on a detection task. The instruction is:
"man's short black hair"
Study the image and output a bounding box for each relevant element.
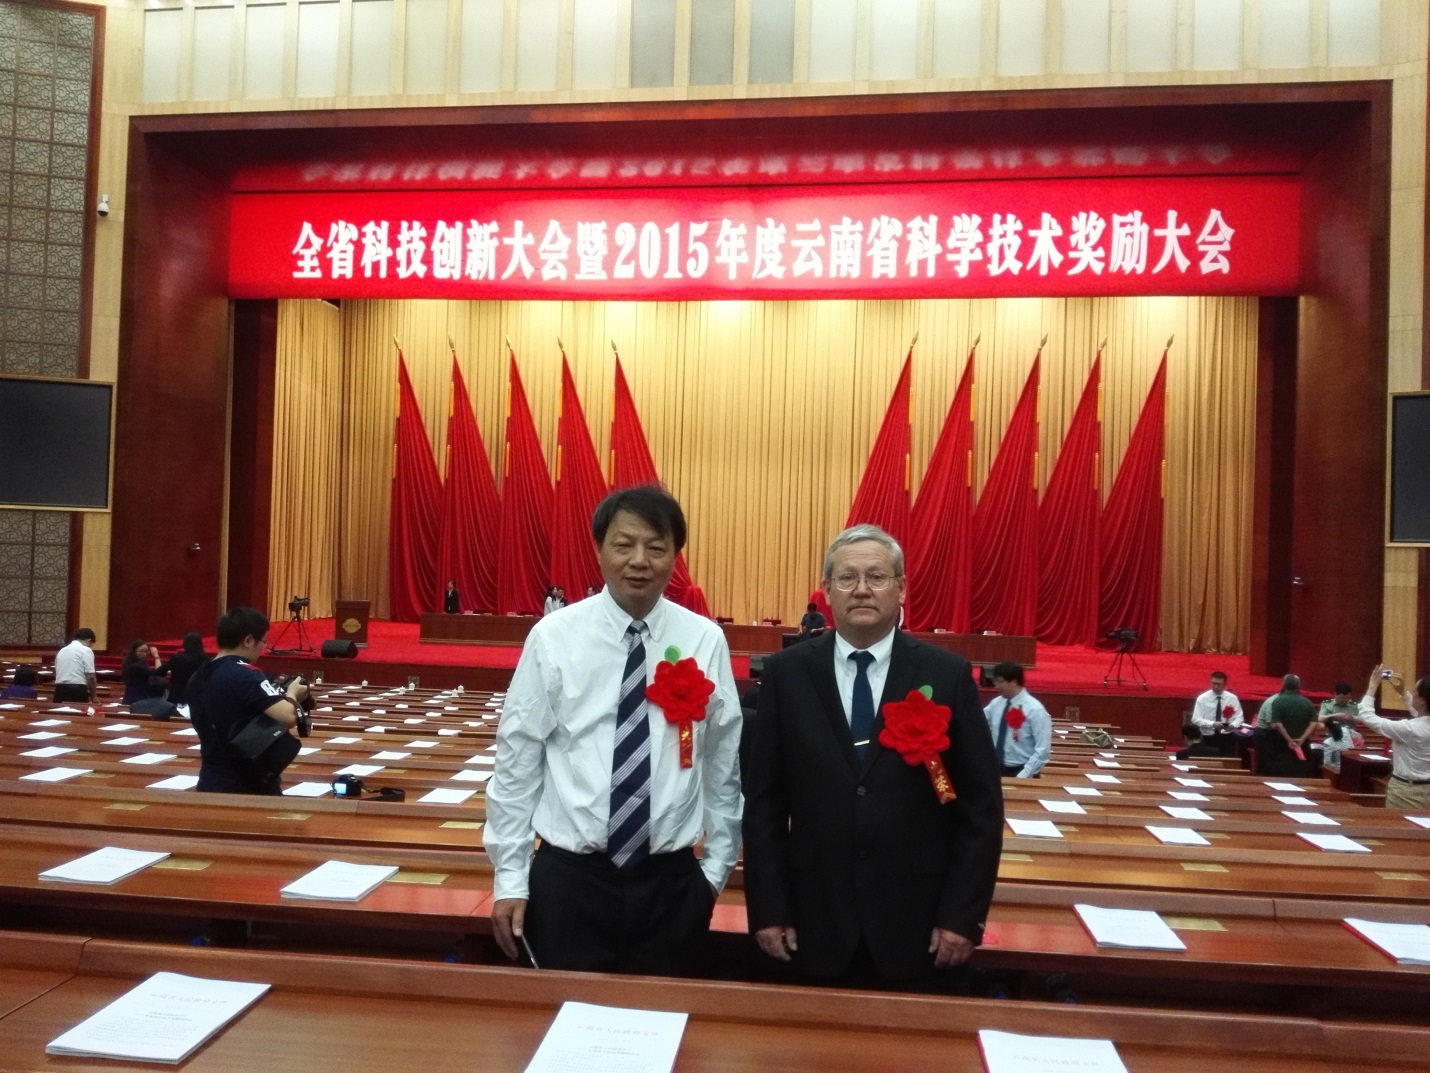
[1334,680,1353,696]
[72,627,95,643]
[147,675,170,698]
[807,602,818,612]
[591,485,687,553]
[216,607,269,650]
[1416,675,1430,709]
[990,661,1024,686]
[13,665,37,686]
[1210,670,1227,681]
[1182,723,1203,743]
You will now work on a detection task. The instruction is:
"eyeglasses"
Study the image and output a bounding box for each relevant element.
[830,572,901,592]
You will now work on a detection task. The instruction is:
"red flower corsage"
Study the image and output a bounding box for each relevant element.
[1222,704,1236,720]
[878,686,957,804]
[645,645,715,769]
[1005,706,1026,742]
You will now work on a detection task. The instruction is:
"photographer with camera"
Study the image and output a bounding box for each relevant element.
[191,607,312,795]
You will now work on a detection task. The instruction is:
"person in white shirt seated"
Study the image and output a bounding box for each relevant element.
[1316,718,1350,775]
[983,662,1051,778]
[484,485,743,976]
[1356,664,1430,810]
[52,627,98,703]
[1190,671,1244,733]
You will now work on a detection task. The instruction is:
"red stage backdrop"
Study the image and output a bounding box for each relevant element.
[388,354,443,622]
[232,177,1298,301]
[906,350,975,632]
[550,355,608,601]
[437,356,502,613]
[496,354,553,615]
[845,353,911,544]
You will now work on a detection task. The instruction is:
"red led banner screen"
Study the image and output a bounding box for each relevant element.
[230,175,1300,300]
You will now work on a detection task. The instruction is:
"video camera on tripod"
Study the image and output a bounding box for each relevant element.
[1102,627,1147,689]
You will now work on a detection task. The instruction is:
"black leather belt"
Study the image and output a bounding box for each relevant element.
[1390,774,1430,785]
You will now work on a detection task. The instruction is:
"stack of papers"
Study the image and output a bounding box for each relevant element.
[1006,818,1062,839]
[1074,904,1186,952]
[148,775,200,791]
[1085,773,1120,784]
[334,764,384,777]
[523,1002,687,1073]
[1273,795,1316,806]
[978,1030,1128,1073]
[100,723,140,732]
[280,860,398,901]
[451,769,493,783]
[121,753,178,766]
[1039,799,1086,815]
[46,972,270,1063]
[1297,832,1370,853]
[41,847,170,884]
[281,782,332,798]
[1168,791,1208,802]
[1160,806,1213,822]
[1343,918,1430,965]
[104,737,148,747]
[1065,786,1102,797]
[21,767,90,783]
[1282,811,1338,825]
[418,788,477,805]
[1175,777,1212,788]
[1265,781,1305,792]
[21,746,77,758]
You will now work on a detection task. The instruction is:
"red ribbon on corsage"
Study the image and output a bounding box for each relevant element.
[878,686,956,804]
[1222,704,1236,720]
[1005,706,1026,742]
[645,645,715,769]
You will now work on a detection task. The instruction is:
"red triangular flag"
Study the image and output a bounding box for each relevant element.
[388,353,443,622]
[496,352,553,615]
[845,352,912,545]
[437,356,502,613]
[550,356,608,602]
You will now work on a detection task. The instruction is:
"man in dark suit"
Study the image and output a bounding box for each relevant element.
[742,524,1003,987]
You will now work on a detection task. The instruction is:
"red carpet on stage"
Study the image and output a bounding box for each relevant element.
[168,618,1286,700]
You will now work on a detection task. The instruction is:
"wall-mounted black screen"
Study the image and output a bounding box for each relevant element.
[0,377,113,510]
[1391,393,1430,543]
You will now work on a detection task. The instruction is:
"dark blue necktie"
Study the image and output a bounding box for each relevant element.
[608,622,650,869]
[994,698,1011,761]
[849,650,876,756]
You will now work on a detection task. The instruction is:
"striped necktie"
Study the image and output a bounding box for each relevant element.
[608,621,651,869]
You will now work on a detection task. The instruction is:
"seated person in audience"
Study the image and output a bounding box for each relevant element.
[1190,671,1243,732]
[1319,680,1365,748]
[585,586,600,599]
[1355,664,1430,810]
[799,602,827,635]
[984,661,1051,778]
[0,664,40,699]
[130,675,182,722]
[53,627,97,703]
[443,580,461,614]
[190,607,311,796]
[1258,674,1316,776]
[158,632,208,704]
[1175,723,1222,760]
[1317,718,1350,775]
[120,639,162,704]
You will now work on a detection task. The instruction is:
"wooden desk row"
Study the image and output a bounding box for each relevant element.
[4,933,1428,1072]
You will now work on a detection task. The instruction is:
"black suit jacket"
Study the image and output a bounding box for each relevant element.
[742,629,1003,982]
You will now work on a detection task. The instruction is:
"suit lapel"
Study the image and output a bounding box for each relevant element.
[803,632,861,774]
[860,631,921,778]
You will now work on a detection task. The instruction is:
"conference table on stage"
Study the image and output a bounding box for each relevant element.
[416,612,1039,662]
[3,688,1430,1009]
[5,934,1427,1073]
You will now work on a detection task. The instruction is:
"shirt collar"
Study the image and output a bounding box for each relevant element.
[833,626,897,667]
[598,586,669,642]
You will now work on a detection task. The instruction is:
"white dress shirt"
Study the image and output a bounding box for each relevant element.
[983,689,1051,777]
[484,589,743,901]
[1191,688,1244,730]
[1356,694,1430,783]
[831,628,896,734]
[53,639,94,685]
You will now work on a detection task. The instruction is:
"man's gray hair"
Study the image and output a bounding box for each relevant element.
[1283,674,1301,691]
[822,524,905,580]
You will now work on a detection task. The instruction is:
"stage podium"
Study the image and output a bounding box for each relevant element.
[334,599,371,648]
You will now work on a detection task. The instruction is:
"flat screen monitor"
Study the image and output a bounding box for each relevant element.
[1390,392,1430,544]
[0,376,113,510]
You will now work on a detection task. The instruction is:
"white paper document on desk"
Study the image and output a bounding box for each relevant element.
[1007,818,1063,839]
[523,1001,687,1073]
[280,860,398,901]
[1160,806,1212,822]
[978,1029,1128,1073]
[1408,816,1430,829]
[1282,811,1338,825]
[1039,799,1086,815]
[46,971,270,1063]
[40,846,170,884]
[1344,918,1430,965]
[1074,904,1186,951]
[1297,832,1370,853]
[1146,826,1211,847]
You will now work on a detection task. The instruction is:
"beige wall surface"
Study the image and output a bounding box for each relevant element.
[78,0,1425,677]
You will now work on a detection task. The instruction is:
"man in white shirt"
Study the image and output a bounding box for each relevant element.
[1356,664,1430,810]
[983,662,1051,778]
[1190,671,1244,732]
[53,628,98,702]
[484,486,742,976]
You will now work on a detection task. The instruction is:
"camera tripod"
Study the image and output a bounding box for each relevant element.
[268,607,315,655]
[1103,638,1148,689]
